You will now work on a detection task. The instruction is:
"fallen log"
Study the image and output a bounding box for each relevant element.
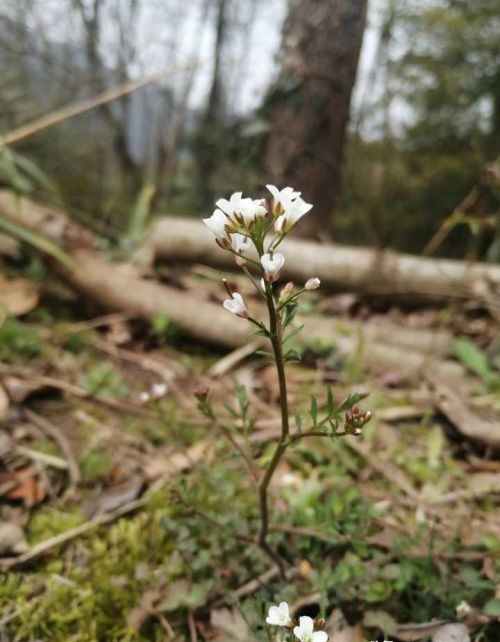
[143,215,500,308]
[0,192,466,382]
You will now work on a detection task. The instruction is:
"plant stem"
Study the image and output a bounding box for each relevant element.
[256,282,290,577]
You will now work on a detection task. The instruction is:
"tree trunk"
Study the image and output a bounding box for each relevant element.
[141,215,500,310]
[263,0,368,237]
[193,0,228,209]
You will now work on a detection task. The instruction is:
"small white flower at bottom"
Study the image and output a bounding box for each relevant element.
[151,382,168,398]
[222,292,248,318]
[293,616,328,642]
[261,252,285,281]
[266,601,291,627]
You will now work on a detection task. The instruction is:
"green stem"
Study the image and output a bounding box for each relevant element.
[256,282,290,577]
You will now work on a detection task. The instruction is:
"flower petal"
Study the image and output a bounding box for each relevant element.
[298,616,314,635]
[312,632,328,642]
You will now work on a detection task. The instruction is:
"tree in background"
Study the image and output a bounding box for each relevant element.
[263,0,368,237]
[339,0,500,259]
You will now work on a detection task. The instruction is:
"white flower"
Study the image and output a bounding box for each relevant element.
[275,196,313,232]
[216,192,266,225]
[222,292,248,318]
[293,616,328,642]
[305,278,320,290]
[231,233,251,255]
[151,382,168,398]
[239,198,267,224]
[203,208,228,239]
[139,391,150,403]
[261,252,285,281]
[216,191,245,218]
[267,184,301,214]
[266,601,291,627]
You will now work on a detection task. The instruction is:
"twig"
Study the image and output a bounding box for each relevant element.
[0,64,197,149]
[0,363,158,418]
[15,446,69,470]
[187,610,198,642]
[24,409,80,492]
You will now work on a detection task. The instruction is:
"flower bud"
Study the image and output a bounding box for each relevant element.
[194,384,209,401]
[282,282,294,295]
[305,277,321,290]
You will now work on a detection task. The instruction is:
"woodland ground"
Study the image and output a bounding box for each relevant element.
[0,262,499,642]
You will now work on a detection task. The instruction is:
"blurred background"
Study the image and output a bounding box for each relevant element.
[1,0,499,257]
[1,3,500,641]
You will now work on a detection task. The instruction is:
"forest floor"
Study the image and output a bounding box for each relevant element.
[0,265,500,642]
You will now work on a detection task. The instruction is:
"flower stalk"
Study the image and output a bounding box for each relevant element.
[200,186,372,578]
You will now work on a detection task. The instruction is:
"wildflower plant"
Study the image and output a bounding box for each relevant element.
[200,186,372,580]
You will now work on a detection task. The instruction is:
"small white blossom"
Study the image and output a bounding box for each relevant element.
[275,196,313,232]
[293,616,328,642]
[222,292,248,318]
[305,278,320,290]
[239,198,267,224]
[216,193,266,225]
[261,252,285,281]
[267,184,301,214]
[203,208,228,239]
[139,391,150,403]
[266,602,291,627]
[151,382,168,398]
[231,233,251,255]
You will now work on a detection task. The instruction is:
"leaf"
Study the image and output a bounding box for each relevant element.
[337,391,369,414]
[310,395,318,424]
[0,214,74,269]
[295,413,303,434]
[0,468,46,507]
[0,383,9,421]
[363,610,398,636]
[0,522,29,555]
[125,182,156,246]
[327,388,334,416]
[482,599,500,617]
[211,608,255,642]
[454,338,500,389]
[0,272,39,316]
[431,623,470,642]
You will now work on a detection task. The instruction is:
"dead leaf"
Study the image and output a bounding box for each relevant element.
[327,609,364,642]
[432,623,470,642]
[0,383,9,421]
[393,620,452,641]
[0,375,48,403]
[0,522,29,555]
[0,468,46,507]
[0,273,38,316]
[211,608,255,642]
[434,384,500,449]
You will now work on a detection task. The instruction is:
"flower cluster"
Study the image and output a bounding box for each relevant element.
[266,602,328,642]
[203,185,318,313]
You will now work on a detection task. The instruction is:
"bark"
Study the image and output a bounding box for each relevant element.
[0,191,468,384]
[263,0,367,237]
[142,215,500,307]
[193,0,228,208]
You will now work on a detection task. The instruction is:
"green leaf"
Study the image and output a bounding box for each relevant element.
[483,600,500,617]
[295,413,302,434]
[454,338,500,389]
[337,391,369,413]
[327,388,334,416]
[125,182,156,246]
[0,213,74,269]
[282,324,304,344]
[310,396,318,425]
